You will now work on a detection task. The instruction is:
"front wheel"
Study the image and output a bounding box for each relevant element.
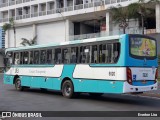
[15,78,24,91]
[62,80,74,98]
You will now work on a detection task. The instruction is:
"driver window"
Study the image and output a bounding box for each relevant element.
[6,52,13,66]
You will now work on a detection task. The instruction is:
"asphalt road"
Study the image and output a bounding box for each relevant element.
[0,74,160,120]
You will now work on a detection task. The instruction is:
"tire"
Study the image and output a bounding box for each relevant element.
[89,93,103,97]
[15,78,24,91]
[62,80,75,98]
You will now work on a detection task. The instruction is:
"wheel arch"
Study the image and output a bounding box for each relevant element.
[61,77,73,90]
[13,75,19,84]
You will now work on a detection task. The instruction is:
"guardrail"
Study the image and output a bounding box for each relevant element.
[39,11,46,16]
[68,28,154,41]
[0,0,35,8]
[0,0,132,23]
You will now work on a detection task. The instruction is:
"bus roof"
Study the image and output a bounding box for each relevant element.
[6,34,123,52]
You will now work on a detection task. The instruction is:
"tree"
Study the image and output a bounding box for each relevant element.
[110,5,129,34]
[20,35,37,46]
[128,0,154,34]
[2,18,16,47]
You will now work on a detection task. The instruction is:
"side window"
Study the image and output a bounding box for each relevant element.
[6,52,13,66]
[112,43,120,63]
[14,52,20,65]
[99,43,120,63]
[40,50,46,64]
[99,44,108,63]
[62,48,70,64]
[47,49,52,64]
[23,51,29,64]
[20,52,23,64]
[29,51,33,64]
[52,49,55,64]
[91,45,98,63]
[80,46,90,63]
[55,48,61,64]
[106,44,112,63]
[70,47,78,63]
[33,51,39,64]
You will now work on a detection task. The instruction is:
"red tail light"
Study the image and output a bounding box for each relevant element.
[155,69,158,83]
[127,67,132,85]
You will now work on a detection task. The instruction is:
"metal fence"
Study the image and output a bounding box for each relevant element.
[0,0,132,23]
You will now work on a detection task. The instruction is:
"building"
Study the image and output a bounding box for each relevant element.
[0,0,160,48]
[0,27,5,69]
[0,27,5,48]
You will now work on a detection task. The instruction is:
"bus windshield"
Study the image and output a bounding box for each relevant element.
[130,36,156,59]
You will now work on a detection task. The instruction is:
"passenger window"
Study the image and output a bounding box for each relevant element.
[91,45,98,63]
[107,44,112,63]
[33,51,39,64]
[80,46,90,63]
[99,44,107,63]
[55,48,61,64]
[6,52,13,66]
[40,50,46,64]
[99,43,120,63]
[14,52,20,65]
[20,52,23,64]
[29,51,33,64]
[62,48,70,64]
[23,51,29,64]
[70,47,78,63]
[52,49,55,64]
[112,43,120,63]
[47,49,52,64]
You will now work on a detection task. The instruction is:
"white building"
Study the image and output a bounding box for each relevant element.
[0,0,160,48]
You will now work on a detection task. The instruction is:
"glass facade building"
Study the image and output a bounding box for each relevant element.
[0,27,5,48]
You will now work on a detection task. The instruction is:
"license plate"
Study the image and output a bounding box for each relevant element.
[143,73,148,77]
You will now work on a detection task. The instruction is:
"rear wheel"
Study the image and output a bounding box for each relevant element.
[15,78,24,91]
[62,80,75,98]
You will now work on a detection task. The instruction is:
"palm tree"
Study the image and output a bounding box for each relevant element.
[2,18,16,47]
[128,0,154,34]
[20,35,37,46]
[110,5,129,34]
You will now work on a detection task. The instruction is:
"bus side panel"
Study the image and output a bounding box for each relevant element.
[73,79,124,93]
[4,74,14,85]
[61,64,76,79]
[30,77,43,88]
[45,78,61,90]
[21,76,31,87]
[19,76,61,90]
[119,34,128,66]
[98,80,124,93]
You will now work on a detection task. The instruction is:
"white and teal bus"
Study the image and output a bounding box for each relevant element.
[4,34,158,98]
